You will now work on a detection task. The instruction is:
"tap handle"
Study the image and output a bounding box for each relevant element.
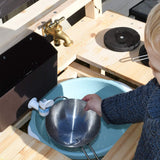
[28,97,39,110]
[39,17,65,31]
[50,17,65,28]
[39,99,54,110]
[55,17,65,24]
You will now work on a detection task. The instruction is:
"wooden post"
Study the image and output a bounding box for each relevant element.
[85,0,102,18]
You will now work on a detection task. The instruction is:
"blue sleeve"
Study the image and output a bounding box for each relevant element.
[133,87,160,159]
[101,78,159,124]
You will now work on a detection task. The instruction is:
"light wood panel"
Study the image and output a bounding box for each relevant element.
[69,61,112,80]
[0,126,71,160]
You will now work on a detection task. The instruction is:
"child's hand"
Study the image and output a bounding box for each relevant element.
[82,94,102,116]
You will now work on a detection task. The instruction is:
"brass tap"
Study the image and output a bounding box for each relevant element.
[42,17,73,47]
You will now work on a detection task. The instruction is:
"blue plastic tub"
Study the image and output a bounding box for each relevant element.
[28,77,131,159]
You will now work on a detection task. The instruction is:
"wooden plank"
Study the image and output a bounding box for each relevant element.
[58,67,78,83]
[69,61,113,80]
[31,0,92,32]
[0,126,71,160]
[13,112,32,129]
[85,0,102,18]
[0,126,18,142]
[106,58,153,86]
[41,149,71,160]
[0,127,32,159]
[103,123,143,160]
[13,140,54,160]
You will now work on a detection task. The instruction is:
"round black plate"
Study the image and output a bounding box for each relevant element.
[104,27,140,52]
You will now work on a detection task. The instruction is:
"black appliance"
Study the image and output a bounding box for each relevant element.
[129,0,159,22]
[0,0,38,23]
[0,32,57,131]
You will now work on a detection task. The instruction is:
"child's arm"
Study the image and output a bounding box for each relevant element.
[101,78,158,124]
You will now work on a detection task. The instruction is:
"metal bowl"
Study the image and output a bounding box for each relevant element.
[45,98,101,148]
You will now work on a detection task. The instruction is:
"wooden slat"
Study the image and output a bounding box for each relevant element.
[31,0,92,32]
[69,61,113,80]
[85,0,102,18]
[58,67,78,83]
[13,112,32,129]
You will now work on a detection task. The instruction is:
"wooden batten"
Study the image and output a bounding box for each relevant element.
[85,0,102,18]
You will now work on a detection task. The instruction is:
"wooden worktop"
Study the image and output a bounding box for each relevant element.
[56,10,153,86]
[0,126,71,160]
[0,122,143,160]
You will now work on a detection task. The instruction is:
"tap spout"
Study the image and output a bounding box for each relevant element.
[42,17,73,47]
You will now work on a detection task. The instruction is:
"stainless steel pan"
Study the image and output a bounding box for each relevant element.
[45,96,101,159]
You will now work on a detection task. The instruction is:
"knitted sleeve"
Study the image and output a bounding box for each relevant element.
[133,86,160,160]
[101,78,158,124]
